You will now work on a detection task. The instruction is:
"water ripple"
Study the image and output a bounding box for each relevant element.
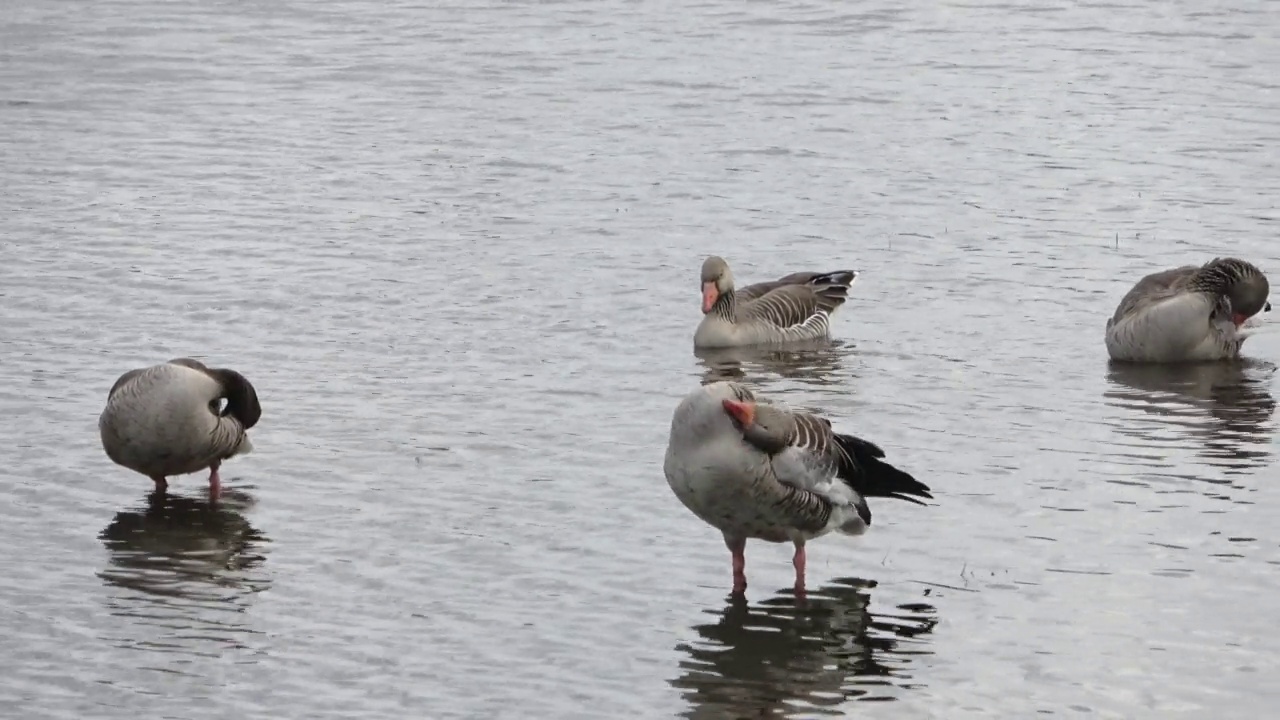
[4,0,1280,716]
[1102,360,1277,480]
[98,491,271,659]
[671,578,938,717]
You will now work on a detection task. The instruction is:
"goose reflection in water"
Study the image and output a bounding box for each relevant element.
[695,339,852,388]
[99,489,270,608]
[1104,360,1277,474]
[671,578,937,719]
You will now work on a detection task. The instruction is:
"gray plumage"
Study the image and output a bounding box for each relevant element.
[741,402,932,523]
[694,256,859,348]
[99,358,261,489]
[663,382,929,591]
[1105,258,1270,362]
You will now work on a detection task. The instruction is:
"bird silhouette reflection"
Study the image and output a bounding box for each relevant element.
[695,339,852,388]
[1105,359,1276,474]
[99,489,270,601]
[671,578,937,718]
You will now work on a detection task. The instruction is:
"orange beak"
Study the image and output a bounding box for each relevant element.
[701,281,719,313]
[722,399,756,427]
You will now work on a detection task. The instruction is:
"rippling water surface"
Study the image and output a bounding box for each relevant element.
[3,0,1280,717]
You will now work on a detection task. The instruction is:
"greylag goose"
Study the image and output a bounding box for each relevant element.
[1105,258,1270,363]
[694,256,858,349]
[663,381,931,595]
[99,358,261,498]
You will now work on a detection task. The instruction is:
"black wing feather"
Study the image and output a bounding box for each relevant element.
[833,433,932,506]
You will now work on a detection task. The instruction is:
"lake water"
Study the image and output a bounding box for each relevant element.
[2,0,1279,718]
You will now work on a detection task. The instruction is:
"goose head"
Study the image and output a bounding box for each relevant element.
[1213,259,1271,326]
[721,399,792,454]
[168,358,262,429]
[700,256,735,313]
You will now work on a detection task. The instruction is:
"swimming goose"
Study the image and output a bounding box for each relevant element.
[663,381,931,595]
[694,256,858,349]
[99,358,261,498]
[1105,258,1270,363]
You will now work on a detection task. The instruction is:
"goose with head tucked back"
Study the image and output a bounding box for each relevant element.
[99,358,261,498]
[1105,258,1271,363]
[663,381,931,595]
[694,256,859,349]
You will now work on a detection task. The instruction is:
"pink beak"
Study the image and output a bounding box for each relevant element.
[1232,312,1248,327]
[702,282,719,313]
[722,399,756,427]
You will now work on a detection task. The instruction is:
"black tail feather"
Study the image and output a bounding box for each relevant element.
[808,270,858,289]
[807,271,856,311]
[834,434,932,506]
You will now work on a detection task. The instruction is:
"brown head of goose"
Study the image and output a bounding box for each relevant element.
[1105,257,1270,362]
[695,256,859,349]
[99,358,261,498]
[663,381,931,595]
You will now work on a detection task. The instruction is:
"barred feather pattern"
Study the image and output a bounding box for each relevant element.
[788,413,843,477]
[1105,257,1269,362]
[1188,257,1266,296]
[743,402,931,531]
[733,271,829,303]
[664,382,930,548]
[765,476,833,534]
[699,268,857,347]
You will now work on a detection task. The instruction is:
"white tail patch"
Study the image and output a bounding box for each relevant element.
[834,505,868,536]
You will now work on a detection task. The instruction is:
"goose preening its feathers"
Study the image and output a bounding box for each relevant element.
[663,381,931,595]
[99,358,261,498]
[694,256,859,348]
[1106,258,1270,363]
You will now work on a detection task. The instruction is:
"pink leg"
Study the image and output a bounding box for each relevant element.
[208,461,222,500]
[150,475,168,493]
[725,537,747,595]
[792,543,807,597]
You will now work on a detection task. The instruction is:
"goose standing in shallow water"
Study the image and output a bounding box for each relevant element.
[663,382,931,595]
[1105,258,1270,363]
[99,358,261,498]
[694,256,858,349]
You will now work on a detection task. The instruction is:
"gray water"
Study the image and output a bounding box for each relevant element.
[2,0,1279,718]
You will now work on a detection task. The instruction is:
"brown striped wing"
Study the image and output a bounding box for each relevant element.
[738,285,833,331]
[735,272,827,303]
[785,411,846,478]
